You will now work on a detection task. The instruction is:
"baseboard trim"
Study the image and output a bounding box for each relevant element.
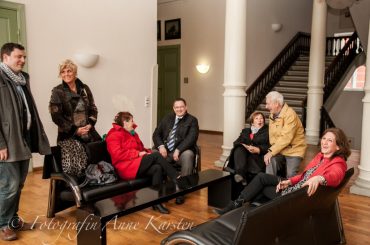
[32,166,43,172]
[199,130,223,135]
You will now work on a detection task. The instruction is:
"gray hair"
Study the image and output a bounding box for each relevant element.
[266,91,284,106]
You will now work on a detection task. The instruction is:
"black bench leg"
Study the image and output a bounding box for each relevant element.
[47,179,56,218]
[208,177,231,208]
[335,199,346,244]
[76,208,106,245]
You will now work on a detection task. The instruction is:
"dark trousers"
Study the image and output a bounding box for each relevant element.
[136,152,178,186]
[239,172,281,202]
[233,146,249,178]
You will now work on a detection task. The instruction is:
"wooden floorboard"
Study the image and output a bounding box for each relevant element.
[14,133,370,244]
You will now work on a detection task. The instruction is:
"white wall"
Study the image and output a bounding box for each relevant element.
[158,0,226,131]
[158,0,313,132]
[329,91,364,150]
[246,0,313,84]
[327,7,355,36]
[7,0,157,167]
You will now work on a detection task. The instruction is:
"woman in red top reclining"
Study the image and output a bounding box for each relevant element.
[215,127,351,215]
[106,111,182,214]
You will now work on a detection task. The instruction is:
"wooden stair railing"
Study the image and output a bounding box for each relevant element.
[245,32,310,120]
[302,32,362,131]
[324,32,361,102]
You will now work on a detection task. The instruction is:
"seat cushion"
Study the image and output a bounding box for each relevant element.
[60,177,151,203]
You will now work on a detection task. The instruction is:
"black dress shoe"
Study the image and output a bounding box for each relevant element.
[175,176,190,190]
[152,204,170,214]
[175,196,185,205]
[213,197,245,215]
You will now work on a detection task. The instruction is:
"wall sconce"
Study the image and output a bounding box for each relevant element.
[74,53,99,68]
[196,64,210,74]
[271,23,283,32]
[326,0,356,9]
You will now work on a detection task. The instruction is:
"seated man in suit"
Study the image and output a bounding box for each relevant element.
[153,98,199,204]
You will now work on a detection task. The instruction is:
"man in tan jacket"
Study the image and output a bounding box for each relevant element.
[264,91,307,177]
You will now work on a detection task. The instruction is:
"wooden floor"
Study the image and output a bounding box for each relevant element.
[13,133,370,245]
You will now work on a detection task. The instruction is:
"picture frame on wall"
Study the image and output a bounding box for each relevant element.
[165,18,181,40]
[157,20,161,41]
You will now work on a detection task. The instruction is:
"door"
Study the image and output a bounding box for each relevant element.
[157,45,180,122]
[0,7,18,47]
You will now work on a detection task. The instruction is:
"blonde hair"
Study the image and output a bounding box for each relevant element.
[58,59,77,77]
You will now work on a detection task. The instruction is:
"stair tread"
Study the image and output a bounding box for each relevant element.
[286,71,309,76]
[274,86,308,93]
[277,81,308,88]
[281,76,308,81]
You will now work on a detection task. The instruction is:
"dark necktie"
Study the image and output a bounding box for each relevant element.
[167,118,179,152]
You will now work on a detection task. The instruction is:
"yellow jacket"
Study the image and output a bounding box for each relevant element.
[268,103,307,158]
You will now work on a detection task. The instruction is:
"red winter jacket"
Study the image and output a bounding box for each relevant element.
[289,152,347,187]
[106,123,151,180]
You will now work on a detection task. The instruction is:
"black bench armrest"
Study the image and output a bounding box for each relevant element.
[50,172,83,207]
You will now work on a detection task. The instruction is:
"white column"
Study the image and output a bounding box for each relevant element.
[350,19,370,197]
[305,0,327,145]
[215,0,247,167]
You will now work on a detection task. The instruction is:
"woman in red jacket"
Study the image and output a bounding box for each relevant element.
[106,112,180,214]
[216,127,351,215]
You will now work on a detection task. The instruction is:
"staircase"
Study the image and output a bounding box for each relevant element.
[256,55,336,121]
[245,32,362,131]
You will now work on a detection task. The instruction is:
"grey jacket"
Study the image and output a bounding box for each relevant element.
[0,70,50,162]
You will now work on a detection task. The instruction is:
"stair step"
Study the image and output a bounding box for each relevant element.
[277,81,308,88]
[274,86,308,94]
[297,56,309,61]
[297,56,336,62]
[326,56,336,61]
[294,60,332,66]
[290,65,309,71]
[281,75,308,81]
[286,70,308,76]
[280,92,307,100]
[294,60,309,66]
[284,99,303,106]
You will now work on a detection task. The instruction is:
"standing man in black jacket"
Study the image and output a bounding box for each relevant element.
[0,43,50,241]
[153,98,199,204]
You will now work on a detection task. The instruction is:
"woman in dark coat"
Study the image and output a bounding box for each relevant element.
[49,59,101,177]
[49,59,101,143]
[226,112,269,185]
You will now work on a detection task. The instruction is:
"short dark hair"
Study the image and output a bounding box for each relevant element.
[249,111,265,125]
[173,97,187,106]
[322,128,351,160]
[114,112,133,127]
[1,43,25,61]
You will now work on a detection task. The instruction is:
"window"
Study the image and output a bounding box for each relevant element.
[344,65,366,91]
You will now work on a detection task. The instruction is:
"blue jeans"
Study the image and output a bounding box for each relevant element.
[0,160,29,229]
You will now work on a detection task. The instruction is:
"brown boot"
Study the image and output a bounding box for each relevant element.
[0,227,17,241]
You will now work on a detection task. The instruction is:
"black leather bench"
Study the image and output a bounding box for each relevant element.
[43,141,201,218]
[161,168,354,245]
[76,169,231,245]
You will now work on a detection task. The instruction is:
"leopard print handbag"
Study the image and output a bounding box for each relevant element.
[58,138,88,178]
